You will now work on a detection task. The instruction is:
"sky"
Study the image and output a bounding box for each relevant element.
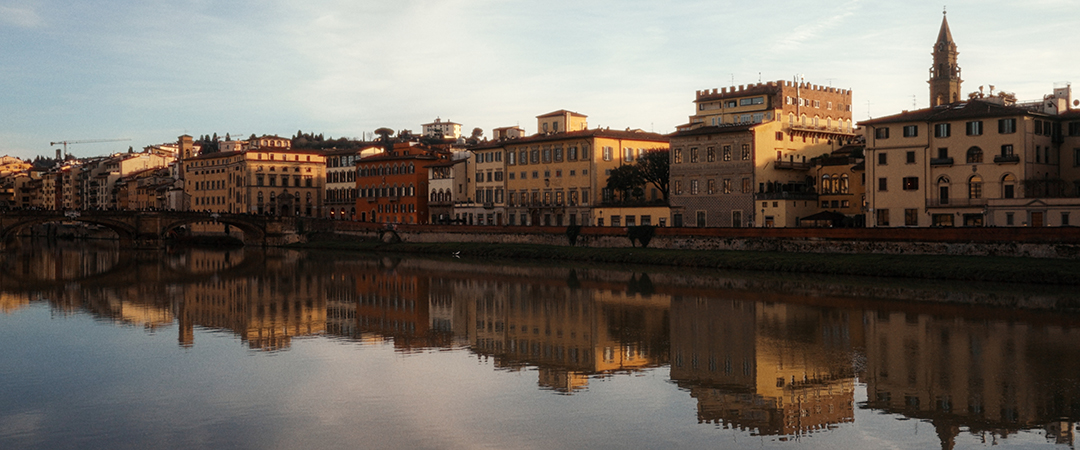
[0,0,1077,160]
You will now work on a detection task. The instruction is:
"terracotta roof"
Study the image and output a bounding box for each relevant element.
[536,109,587,118]
[469,128,668,150]
[667,123,758,138]
[859,100,1049,126]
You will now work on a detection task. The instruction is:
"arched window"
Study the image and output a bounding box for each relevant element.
[789,113,795,127]
[966,146,983,164]
[821,175,832,194]
[1001,174,1016,199]
[839,174,850,194]
[801,114,807,126]
[257,191,264,203]
[937,176,951,205]
[431,191,437,202]
[968,174,983,199]
[827,117,833,129]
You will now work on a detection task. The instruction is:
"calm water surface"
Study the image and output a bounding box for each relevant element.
[1,241,1079,449]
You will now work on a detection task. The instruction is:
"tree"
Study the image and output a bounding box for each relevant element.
[605,164,644,202]
[636,149,670,201]
[603,148,670,204]
[374,128,395,152]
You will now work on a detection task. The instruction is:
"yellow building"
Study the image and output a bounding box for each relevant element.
[471,110,669,226]
[671,81,856,227]
[182,135,326,216]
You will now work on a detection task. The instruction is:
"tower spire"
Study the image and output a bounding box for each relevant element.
[929,10,962,106]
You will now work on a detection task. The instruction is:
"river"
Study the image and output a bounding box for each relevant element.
[1,241,1078,449]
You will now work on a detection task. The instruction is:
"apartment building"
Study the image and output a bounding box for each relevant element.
[670,81,856,227]
[183,135,326,216]
[862,13,1079,227]
[355,141,452,224]
[470,110,669,227]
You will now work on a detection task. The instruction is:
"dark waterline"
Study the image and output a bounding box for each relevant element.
[1,242,1078,449]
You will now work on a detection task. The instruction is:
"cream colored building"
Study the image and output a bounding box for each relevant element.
[862,14,1080,227]
[422,118,462,140]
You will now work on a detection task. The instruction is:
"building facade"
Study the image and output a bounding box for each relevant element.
[471,111,669,227]
[355,141,452,224]
[670,81,856,227]
[862,14,1079,227]
[183,136,326,216]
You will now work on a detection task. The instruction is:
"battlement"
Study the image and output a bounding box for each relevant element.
[696,79,851,100]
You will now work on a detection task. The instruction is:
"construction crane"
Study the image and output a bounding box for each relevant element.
[50,138,131,159]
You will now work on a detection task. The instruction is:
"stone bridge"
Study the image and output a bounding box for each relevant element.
[0,210,313,249]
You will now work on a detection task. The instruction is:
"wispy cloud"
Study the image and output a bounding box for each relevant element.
[0,5,42,28]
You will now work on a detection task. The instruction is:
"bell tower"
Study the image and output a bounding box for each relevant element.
[929,10,962,106]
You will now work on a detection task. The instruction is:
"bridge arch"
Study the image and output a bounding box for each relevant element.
[0,213,138,245]
[159,215,267,245]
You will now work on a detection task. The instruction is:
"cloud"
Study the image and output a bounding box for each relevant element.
[0,5,42,28]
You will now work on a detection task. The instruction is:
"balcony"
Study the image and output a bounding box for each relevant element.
[926,197,988,208]
[774,159,811,171]
[993,154,1020,164]
[756,191,818,201]
[930,157,954,166]
[483,202,494,209]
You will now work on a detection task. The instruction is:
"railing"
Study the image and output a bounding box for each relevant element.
[930,157,954,166]
[993,154,1020,164]
[755,191,818,201]
[774,160,812,171]
[926,198,987,207]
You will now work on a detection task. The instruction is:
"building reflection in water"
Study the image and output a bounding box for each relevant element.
[3,244,1080,446]
[863,308,1080,448]
[176,248,326,350]
[669,297,858,437]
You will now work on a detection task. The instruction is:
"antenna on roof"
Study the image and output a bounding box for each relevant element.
[913,95,917,109]
[866,100,872,119]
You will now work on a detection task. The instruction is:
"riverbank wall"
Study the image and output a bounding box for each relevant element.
[316,222,1080,259]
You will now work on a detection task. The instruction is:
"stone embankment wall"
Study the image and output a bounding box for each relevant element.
[324,221,1080,259]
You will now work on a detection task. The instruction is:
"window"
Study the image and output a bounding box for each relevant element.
[707,179,716,194]
[1002,174,1016,199]
[1070,122,1080,137]
[722,145,732,161]
[673,148,682,164]
[903,125,918,137]
[1063,212,1070,226]
[568,146,577,160]
[933,123,952,137]
[603,146,613,161]
[707,147,715,162]
[875,127,890,139]
[966,147,983,163]
[968,175,983,199]
[742,178,751,193]
[738,96,764,106]
[878,152,888,165]
[905,209,918,226]
[878,177,888,191]
[690,147,698,163]
[530,149,539,164]
[690,180,699,195]
[1001,144,1014,156]
[623,147,633,162]
[902,177,919,190]
[741,144,750,160]
[966,121,983,136]
[998,118,1017,134]
[543,148,552,163]
[554,147,563,161]
[674,181,682,195]
[906,151,916,164]
[723,179,731,194]
[876,209,890,226]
